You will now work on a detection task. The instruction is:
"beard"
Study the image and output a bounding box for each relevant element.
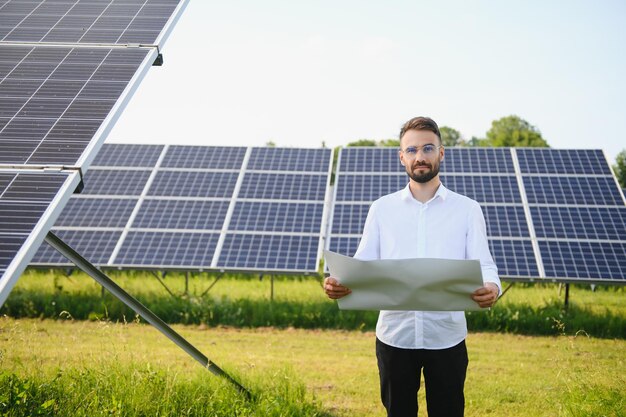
[406,160,440,183]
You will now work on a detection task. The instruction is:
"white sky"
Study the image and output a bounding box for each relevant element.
[108,0,626,164]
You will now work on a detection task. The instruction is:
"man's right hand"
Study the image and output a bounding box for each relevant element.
[323,277,352,299]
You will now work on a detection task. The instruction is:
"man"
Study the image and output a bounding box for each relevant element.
[324,116,500,417]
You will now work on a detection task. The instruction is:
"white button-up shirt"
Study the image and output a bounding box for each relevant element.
[354,183,501,350]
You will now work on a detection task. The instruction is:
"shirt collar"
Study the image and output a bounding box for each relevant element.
[401,181,449,203]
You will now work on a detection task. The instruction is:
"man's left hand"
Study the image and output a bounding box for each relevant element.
[471,283,499,308]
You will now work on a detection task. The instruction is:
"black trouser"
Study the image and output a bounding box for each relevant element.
[376,338,468,417]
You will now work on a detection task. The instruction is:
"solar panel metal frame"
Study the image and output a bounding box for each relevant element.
[326,147,626,285]
[0,0,190,307]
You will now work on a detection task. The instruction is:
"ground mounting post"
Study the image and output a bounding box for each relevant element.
[44,231,252,399]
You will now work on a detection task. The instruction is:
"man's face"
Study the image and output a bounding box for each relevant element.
[398,129,444,184]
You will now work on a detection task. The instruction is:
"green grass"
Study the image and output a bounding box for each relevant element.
[2,270,625,338]
[0,318,624,416]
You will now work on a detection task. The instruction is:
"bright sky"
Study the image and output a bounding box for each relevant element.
[108,0,626,164]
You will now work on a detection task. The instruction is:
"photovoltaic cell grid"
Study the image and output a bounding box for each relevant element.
[32,143,244,269]
[517,148,611,175]
[0,0,181,45]
[329,147,626,282]
[0,45,151,166]
[217,147,333,272]
[34,144,333,273]
[31,229,122,265]
[161,145,246,169]
[53,197,137,228]
[247,147,332,172]
[518,149,626,282]
[330,147,535,278]
[0,0,187,307]
[91,143,163,167]
[1,169,78,298]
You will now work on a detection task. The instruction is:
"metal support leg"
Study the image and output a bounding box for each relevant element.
[564,283,570,309]
[45,231,251,399]
[200,274,223,297]
[149,271,178,299]
[184,271,189,296]
[270,275,274,301]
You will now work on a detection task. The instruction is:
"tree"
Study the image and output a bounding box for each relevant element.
[346,139,399,147]
[379,138,400,148]
[439,126,463,147]
[613,149,626,188]
[484,115,549,147]
[347,139,377,147]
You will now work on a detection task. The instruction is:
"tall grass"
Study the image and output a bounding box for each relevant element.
[0,365,330,417]
[2,269,625,338]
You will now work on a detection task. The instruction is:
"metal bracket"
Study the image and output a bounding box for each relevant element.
[45,231,251,399]
[153,53,163,66]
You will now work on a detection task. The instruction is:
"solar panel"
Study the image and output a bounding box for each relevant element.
[441,175,522,204]
[523,176,623,206]
[0,169,80,304]
[539,241,626,281]
[247,147,332,172]
[0,0,188,307]
[335,174,407,202]
[229,202,324,233]
[327,236,361,258]
[161,145,246,169]
[338,147,401,172]
[217,234,320,272]
[483,206,530,237]
[238,173,328,201]
[531,206,626,240]
[517,148,611,175]
[488,239,540,278]
[114,231,220,268]
[441,148,515,174]
[0,45,152,166]
[329,147,626,283]
[34,144,333,274]
[147,171,239,198]
[0,0,182,45]
[81,170,151,196]
[31,230,123,266]
[330,203,370,234]
[92,143,164,168]
[54,197,137,228]
[132,200,229,230]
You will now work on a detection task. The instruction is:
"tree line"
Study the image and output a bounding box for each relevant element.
[346,115,549,148]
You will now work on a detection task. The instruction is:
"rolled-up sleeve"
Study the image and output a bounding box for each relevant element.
[466,202,501,295]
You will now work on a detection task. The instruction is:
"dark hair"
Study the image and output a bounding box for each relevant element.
[399,116,441,143]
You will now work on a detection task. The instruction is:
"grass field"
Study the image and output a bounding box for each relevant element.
[1,271,625,415]
[1,317,625,416]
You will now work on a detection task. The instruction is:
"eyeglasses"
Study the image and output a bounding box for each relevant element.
[400,144,442,158]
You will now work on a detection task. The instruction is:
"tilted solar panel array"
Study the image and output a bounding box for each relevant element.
[0,0,189,307]
[32,144,334,273]
[328,147,626,283]
[516,149,626,282]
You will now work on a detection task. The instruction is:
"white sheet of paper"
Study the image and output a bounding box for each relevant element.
[324,250,485,311]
